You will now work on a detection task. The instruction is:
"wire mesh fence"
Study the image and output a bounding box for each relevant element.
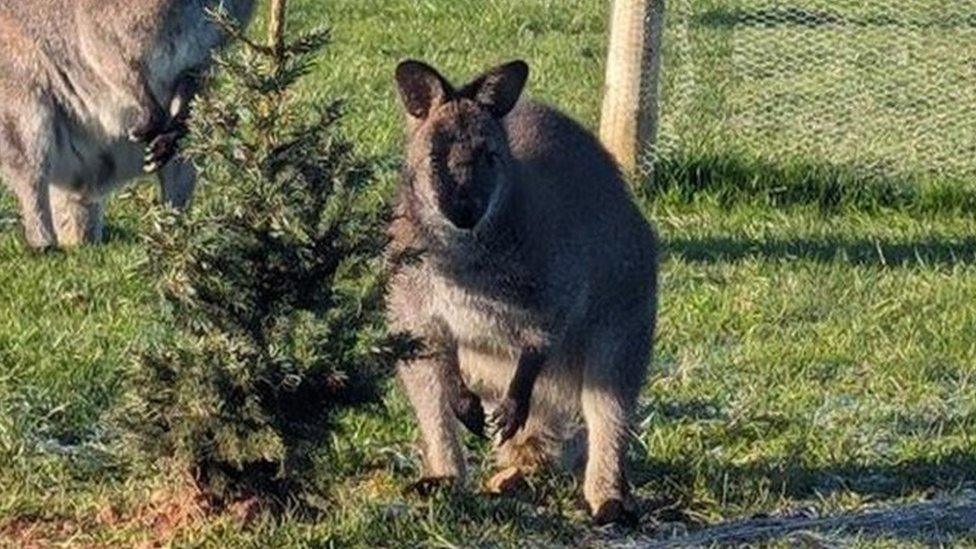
[650,0,976,198]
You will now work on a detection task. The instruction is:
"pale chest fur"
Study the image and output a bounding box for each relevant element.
[428,269,547,354]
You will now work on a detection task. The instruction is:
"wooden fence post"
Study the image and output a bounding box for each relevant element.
[599,0,665,178]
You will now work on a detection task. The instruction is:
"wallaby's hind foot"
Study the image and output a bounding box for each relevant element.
[17,201,56,251]
[592,498,639,527]
[403,475,460,497]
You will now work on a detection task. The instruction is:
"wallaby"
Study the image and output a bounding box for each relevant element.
[388,59,658,525]
[0,0,255,249]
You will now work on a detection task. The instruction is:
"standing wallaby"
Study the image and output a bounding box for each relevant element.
[0,0,255,249]
[388,59,658,525]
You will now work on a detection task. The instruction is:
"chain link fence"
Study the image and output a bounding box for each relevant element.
[650,0,976,196]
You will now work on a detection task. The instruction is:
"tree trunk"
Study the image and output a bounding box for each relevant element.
[268,0,288,56]
[599,0,665,179]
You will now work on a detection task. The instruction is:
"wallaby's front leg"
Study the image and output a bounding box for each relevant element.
[126,70,168,148]
[437,337,487,438]
[488,347,546,446]
[126,93,167,145]
[129,72,200,173]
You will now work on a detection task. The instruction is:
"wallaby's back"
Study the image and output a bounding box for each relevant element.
[504,101,657,323]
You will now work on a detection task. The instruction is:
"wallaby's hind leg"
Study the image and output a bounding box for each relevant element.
[580,379,632,524]
[397,354,465,490]
[580,325,651,525]
[50,184,103,246]
[7,170,54,250]
[158,157,196,209]
[0,104,56,250]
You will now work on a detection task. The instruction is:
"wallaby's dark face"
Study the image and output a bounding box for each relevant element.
[396,60,528,231]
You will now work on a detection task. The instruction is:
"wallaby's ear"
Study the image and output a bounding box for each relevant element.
[459,60,529,118]
[395,60,454,120]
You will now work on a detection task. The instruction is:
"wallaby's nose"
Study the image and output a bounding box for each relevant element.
[448,189,480,230]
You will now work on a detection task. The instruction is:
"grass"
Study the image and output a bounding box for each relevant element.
[2,0,976,545]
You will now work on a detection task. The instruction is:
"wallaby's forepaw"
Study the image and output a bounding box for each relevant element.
[143,125,186,173]
[127,121,156,145]
[403,476,457,497]
[483,466,528,496]
[592,498,639,527]
[127,103,168,144]
[128,103,187,173]
[453,390,487,438]
[142,130,178,173]
[486,396,529,446]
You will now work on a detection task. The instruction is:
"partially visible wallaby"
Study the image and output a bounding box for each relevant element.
[388,59,658,525]
[0,0,255,249]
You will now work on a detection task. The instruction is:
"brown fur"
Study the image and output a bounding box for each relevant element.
[388,60,658,524]
[0,0,254,248]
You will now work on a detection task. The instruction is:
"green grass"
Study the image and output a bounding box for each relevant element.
[3,0,976,545]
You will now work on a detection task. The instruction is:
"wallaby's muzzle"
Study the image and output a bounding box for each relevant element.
[442,188,484,230]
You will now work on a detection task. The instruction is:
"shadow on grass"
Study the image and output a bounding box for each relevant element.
[633,449,976,516]
[645,151,976,215]
[101,223,141,245]
[631,397,976,531]
[749,451,976,500]
[631,451,976,544]
[667,235,976,268]
[656,496,976,547]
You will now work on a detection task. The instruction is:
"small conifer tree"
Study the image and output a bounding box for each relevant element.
[121,7,402,506]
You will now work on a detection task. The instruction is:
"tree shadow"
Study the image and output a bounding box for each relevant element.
[101,224,140,245]
[667,234,976,268]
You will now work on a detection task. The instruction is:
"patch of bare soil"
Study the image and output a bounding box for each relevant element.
[1,516,78,548]
[2,474,264,548]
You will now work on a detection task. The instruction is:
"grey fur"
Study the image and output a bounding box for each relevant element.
[0,0,254,248]
[389,60,658,523]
